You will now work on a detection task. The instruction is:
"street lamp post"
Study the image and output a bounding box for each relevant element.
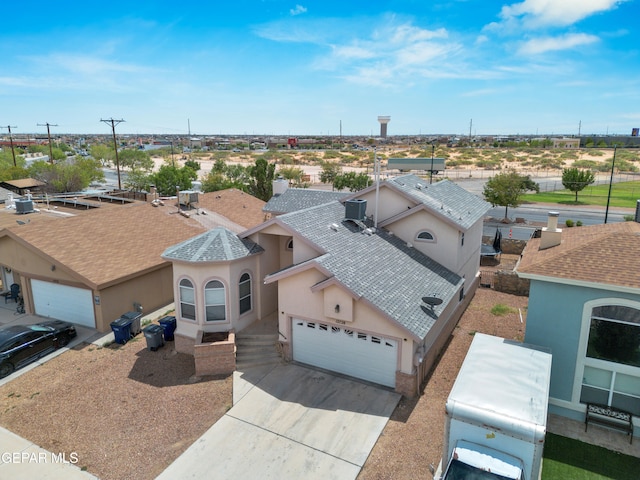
[430,143,435,184]
[604,145,617,224]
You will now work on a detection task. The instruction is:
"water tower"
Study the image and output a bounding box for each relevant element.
[378,116,391,138]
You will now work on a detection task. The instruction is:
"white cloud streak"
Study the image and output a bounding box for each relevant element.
[518,33,600,54]
[290,5,307,16]
[498,0,626,28]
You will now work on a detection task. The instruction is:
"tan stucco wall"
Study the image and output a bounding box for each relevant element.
[358,186,416,223]
[275,268,413,374]
[0,236,78,283]
[97,266,174,332]
[171,256,260,340]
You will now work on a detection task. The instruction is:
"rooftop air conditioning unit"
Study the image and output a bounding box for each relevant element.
[15,199,34,214]
[345,199,367,221]
[179,191,199,206]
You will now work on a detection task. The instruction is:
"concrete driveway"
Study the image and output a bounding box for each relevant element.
[157,363,401,480]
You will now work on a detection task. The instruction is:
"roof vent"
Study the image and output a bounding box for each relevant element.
[345,199,367,221]
[329,223,339,232]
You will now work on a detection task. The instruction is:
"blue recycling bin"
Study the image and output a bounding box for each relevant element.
[110,318,132,345]
[158,316,177,341]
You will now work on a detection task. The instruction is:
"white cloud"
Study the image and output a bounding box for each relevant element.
[518,33,600,54]
[498,0,626,28]
[290,5,307,16]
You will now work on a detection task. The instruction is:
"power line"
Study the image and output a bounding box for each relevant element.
[37,122,58,164]
[100,118,125,190]
[0,125,18,166]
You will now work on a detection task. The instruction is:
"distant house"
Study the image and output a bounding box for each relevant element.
[0,189,265,332]
[552,138,580,149]
[517,215,640,438]
[0,178,46,196]
[163,174,490,396]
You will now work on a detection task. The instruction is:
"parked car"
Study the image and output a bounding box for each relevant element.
[0,321,77,378]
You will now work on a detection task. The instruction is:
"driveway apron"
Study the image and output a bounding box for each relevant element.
[157,363,401,480]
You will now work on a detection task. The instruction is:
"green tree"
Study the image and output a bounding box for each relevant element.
[278,166,305,186]
[483,171,539,220]
[89,144,115,166]
[333,171,371,192]
[118,149,154,172]
[28,158,105,193]
[319,162,342,189]
[562,167,595,202]
[184,159,201,172]
[150,165,198,196]
[247,158,276,201]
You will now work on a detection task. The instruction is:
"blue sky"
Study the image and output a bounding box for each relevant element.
[0,1,638,136]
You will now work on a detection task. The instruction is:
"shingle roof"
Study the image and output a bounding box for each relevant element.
[263,188,350,214]
[268,201,463,339]
[517,221,640,290]
[3,202,207,288]
[386,175,491,230]
[162,227,263,262]
[196,189,267,229]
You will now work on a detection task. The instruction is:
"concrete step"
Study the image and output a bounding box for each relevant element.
[236,355,281,369]
[236,336,278,347]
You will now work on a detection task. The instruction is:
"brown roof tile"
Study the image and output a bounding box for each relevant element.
[6,203,207,288]
[517,222,640,289]
[196,189,267,229]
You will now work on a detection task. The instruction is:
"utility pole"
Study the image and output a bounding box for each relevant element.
[100,118,125,190]
[604,145,617,224]
[37,122,58,164]
[1,125,18,166]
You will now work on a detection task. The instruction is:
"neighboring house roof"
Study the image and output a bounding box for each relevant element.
[1,202,207,289]
[196,189,267,229]
[162,227,263,263]
[263,188,350,215]
[517,221,640,291]
[0,186,20,204]
[384,175,490,230]
[0,178,45,190]
[262,201,463,340]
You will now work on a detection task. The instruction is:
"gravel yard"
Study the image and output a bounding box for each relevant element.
[0,330,232,480]
[359,287,528,480]
[0,287,526,480]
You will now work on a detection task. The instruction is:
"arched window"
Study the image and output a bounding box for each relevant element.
[179,278,196,320]
[286,238,293,250]
[205,280,226,322]
[239,273,252,314]
[416,230,435,242]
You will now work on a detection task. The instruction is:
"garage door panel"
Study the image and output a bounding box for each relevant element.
[293,320,397,388]
[31,279,95,328]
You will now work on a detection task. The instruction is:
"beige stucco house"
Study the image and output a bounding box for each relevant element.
[0,189,266,332]
[163,175,490,396]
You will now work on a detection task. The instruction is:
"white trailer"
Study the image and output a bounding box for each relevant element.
[440,333,552,480]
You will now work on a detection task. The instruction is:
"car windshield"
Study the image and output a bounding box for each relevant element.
[28,325,53,332]
[444,460,519,480]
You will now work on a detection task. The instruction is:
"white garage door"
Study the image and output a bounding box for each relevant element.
[292,319,398,388]
[31,279,96,328]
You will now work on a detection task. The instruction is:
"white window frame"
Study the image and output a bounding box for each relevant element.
[572,298,640,410]
[179,278,196,321]
[239,272,252,315]
[205,279,227,322]
[415,230,436,243]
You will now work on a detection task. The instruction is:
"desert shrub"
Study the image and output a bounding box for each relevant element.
[576,220,583,226]
[565,219,575,227]
[572,160,599,169]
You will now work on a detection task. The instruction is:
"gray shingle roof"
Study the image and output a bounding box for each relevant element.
[387,175,490,230]
[263,188,350,214]
[270,201,463,339]
[162,227,263,263]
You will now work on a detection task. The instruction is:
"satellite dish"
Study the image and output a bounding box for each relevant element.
[422,296,443,307]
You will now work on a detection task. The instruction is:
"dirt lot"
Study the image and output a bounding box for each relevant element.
[0,331,232,480]
[0,288,526,480]
[359,287,528,480]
